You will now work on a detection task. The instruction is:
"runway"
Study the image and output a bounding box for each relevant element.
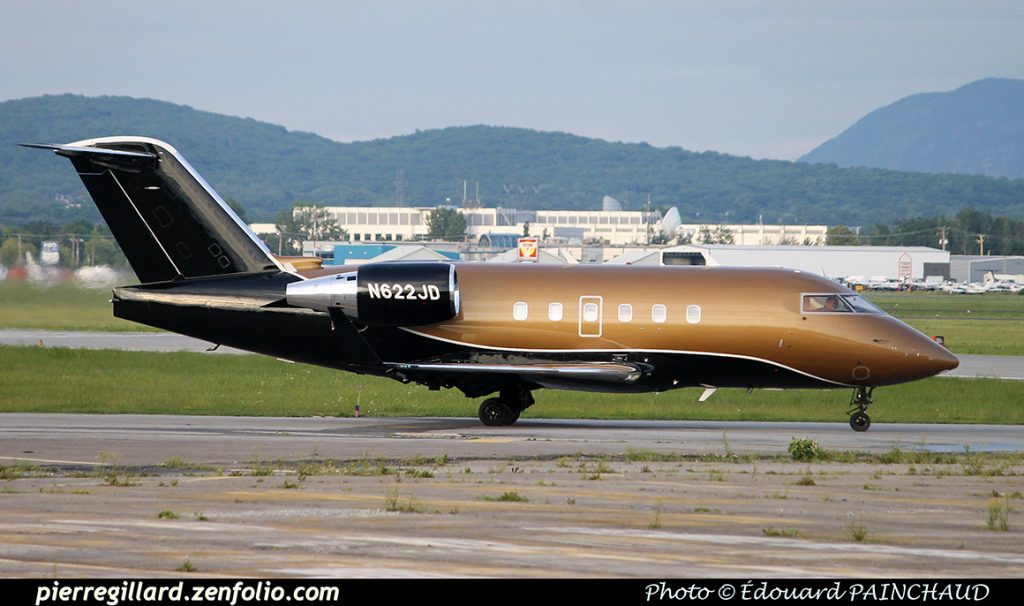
[2,331,1022,577]
[1,414,1022,577]
[2,329,1022,379]
[945,354,1024,381]
[2,414,1024,466]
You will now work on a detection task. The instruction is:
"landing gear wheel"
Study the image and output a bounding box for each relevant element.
[847,386,874,433]
[479,398,517,426]
[849,411,871,432]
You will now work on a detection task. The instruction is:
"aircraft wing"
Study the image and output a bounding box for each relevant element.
[384,361,644,384]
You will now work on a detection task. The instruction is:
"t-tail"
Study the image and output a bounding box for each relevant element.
[21,137,282,283]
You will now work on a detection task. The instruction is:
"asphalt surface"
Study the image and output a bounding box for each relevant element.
[2,414,1024,466]
[945,354,1024,381]
[1,414,1023,578]
[2,329,1022,380]
[2,332,1022,577]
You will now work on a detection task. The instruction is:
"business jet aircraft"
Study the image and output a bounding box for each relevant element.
[25,137,959,432]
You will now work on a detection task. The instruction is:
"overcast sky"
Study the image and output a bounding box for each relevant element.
[2,1,1022,160]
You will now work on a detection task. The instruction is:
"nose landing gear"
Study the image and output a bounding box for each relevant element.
[847,386,874,432]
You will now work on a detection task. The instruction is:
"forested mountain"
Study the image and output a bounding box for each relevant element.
[800,78,1024,179]
[3,94,1024,225]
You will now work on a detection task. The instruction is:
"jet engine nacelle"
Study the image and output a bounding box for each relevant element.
[286,262,460,327]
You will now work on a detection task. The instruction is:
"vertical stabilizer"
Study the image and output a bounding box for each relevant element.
[23,137,282,283]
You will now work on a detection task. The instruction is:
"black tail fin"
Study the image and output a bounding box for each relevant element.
[22,137,282,283]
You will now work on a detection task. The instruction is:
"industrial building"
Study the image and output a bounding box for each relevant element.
[607,244,951,281]
[290,238,953,283]
[950,255,1024,283]
[278,205,827,248]
[322,244,460,266]
[305,206,652,246]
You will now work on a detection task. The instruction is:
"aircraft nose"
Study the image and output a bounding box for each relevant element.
[927,342,959,373]
[908,332,959,376]
[869,319,961,383]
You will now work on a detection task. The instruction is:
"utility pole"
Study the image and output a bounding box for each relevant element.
[977,233,985,256]
[937,226,948,251]
[644,195,652,246]
[392,169,407,206]
[311,206,319,254]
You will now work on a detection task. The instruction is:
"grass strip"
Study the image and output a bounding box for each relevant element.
[2,346,1022,424]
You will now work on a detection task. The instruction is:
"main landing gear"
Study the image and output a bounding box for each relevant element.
[847,386,874,432]
[478,386,535,427]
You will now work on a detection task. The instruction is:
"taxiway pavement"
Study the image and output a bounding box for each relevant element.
[3,414,1024,467]
[1,414,1022,578]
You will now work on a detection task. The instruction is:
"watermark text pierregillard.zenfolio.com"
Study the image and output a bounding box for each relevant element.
[35,580,339,606]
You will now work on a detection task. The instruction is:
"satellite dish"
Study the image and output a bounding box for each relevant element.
[661,207,682,236]
[602,196,622,212]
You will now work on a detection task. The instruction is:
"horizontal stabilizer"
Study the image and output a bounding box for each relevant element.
[20,143,158,172]
[21,142,157,159]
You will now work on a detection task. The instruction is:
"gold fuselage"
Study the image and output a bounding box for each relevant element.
[366,263,958,387]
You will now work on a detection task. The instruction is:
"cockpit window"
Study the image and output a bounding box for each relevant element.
[802,293,884,314]
[802,294,853,313]
[842,294,883,314]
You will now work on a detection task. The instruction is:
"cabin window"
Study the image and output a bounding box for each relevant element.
[802,294,853,313]
[548,302,563,321]
[618,304,633,322]
[513,302,528,321]
[651,304,667,324]
[686,304,701,324]
[582,302,599,322]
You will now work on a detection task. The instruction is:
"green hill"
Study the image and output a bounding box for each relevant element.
[800,78,1024,179]
[3,93,1024,225]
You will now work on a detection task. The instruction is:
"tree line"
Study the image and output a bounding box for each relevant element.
[826,208,1024,255]
[0,219,125,268]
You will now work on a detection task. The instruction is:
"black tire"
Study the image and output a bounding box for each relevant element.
[850,411,871,432]
[479,398,516,426]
